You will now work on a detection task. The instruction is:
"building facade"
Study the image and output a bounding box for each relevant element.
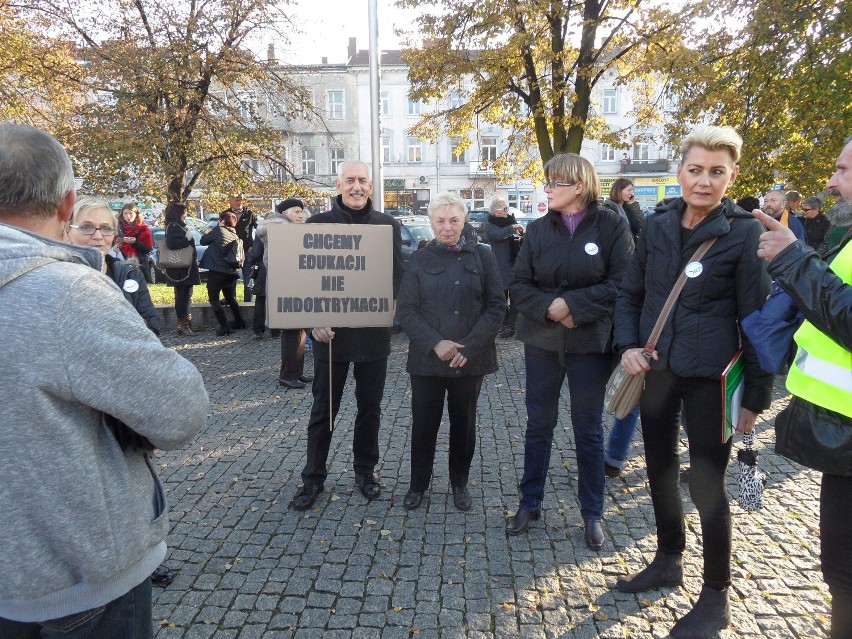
[270,39,678,215]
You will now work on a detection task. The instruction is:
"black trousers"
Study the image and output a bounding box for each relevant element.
[640,368,733,590]
[279,329,306,381]
[253,295,266,334]
[409,374,484,491]
[206,271,241,327]
[173,284,193,320]
[301,357,388,486]
[821,473,852,638]
[503,289,518,329]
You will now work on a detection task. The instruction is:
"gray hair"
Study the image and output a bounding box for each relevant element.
[0,124,75,219]
[489,197,508,213]
[801,196,822,210]
[337,159,370,181]
[427,191,468,219]
[71,196,115,226]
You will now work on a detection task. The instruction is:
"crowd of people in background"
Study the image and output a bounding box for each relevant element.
[1,122,849,639]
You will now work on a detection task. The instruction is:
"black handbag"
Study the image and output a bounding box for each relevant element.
[774,397,852,476]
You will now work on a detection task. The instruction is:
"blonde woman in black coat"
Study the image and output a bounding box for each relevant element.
[397,191,505,511]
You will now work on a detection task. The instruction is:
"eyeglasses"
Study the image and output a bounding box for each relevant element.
[544,181,576,189]
[69,224,116,237]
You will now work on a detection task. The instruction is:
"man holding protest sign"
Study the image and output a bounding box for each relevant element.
[292,160,404,511]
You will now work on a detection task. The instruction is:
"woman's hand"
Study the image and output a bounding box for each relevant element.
[434,340,465,367]
[546,297,570,322]
[559,312,576,329]
[312,327,335,343]
[735,408,759,434]
[621,347,657,374]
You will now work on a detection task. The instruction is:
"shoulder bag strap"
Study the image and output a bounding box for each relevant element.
[642,236,718,355]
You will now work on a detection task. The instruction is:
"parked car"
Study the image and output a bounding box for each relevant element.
[466,209,490,242]
[384,206,413,217]
[397,215,435,263]
[148,226,208,283]
[515,215,544,231]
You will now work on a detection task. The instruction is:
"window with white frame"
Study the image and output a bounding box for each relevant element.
[327,90,344,119]
[407,137,422,163]
[238,91,257,119]
[330,148,345,175]
[633,143,650,160]
[450,138,466,164]
[602,89,618,114]
[480,136,497,162]
[407,99,422,116]
[600,144,617,162]
[301,148,316,175]
[382,135,391,163]
[241,158,260,176]
[459,188,485,210]
[381,91,390,117]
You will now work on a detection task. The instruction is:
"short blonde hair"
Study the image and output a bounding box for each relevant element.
[71,196,114,226]
[680,125,743,165]
[427,191,468,219]
[543,153,600,207]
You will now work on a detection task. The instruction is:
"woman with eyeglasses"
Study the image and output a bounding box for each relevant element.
[506,153,632,551]
[67,196,160,335]
[118,203,154,282]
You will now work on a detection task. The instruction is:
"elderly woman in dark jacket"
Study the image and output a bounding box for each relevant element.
[613,126,773,639]
[507,153,632,550]
[484,196,524,338]
[200,211,246,336]
[163,203,201,335]
[398,191,505,512]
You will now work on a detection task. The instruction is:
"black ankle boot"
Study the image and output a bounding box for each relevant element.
[670,586,731,639]
[615,551,683,592]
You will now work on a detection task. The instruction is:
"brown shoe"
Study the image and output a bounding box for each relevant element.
[177,316,195,336]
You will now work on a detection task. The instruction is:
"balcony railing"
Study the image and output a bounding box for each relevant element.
[469,160,496,176]
[621,159,671,173]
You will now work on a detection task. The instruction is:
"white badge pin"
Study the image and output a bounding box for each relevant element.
[585,243,599,256]
[685,262,703,278]
[123,279,140,293]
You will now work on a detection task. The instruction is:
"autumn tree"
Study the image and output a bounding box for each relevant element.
[666,0,851,198]
[28,0,312,205]
[0,2,78,126]
[396,0,711,178]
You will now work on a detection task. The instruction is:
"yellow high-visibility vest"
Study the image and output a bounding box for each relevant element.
[786,241,852,418]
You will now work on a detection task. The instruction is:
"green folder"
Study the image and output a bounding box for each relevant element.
[722,349,745,442]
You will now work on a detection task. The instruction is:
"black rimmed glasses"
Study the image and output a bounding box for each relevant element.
[544,181,576,189]
[69,224,116,237]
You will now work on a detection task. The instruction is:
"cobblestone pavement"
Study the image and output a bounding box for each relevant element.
[152,329,829,639]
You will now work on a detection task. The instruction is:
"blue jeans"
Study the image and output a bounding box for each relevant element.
[519,345,609,520]
[0,578,153,639]
[605,405,640,468]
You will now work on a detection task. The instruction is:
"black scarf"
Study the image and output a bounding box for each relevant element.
[487,214,517,227]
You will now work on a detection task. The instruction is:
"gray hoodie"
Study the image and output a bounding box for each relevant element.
[0,222,209,622]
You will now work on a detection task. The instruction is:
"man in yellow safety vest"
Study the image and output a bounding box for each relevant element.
[754,134,852,639]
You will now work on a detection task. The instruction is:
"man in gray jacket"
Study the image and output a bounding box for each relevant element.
[0,124,209,637]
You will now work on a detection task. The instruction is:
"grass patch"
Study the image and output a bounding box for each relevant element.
[148,283,247,305]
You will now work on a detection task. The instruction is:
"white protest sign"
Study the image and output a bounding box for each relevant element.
[266,223,393,329]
